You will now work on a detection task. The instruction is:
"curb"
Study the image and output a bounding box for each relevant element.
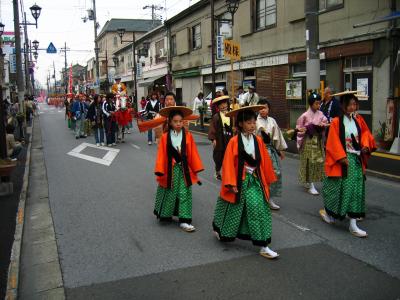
[5,125,33,300]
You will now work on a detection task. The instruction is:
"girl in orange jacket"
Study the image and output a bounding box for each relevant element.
[153,106,204,232]
[212,106,279,259]
[319,92,375,238]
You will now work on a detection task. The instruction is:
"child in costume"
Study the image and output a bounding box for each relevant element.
[319,91,375,237]
[208,95,233,180]
[296,93,329,195]
[256,98,287,210]
[154,106,204,232]
[212,105,279,259]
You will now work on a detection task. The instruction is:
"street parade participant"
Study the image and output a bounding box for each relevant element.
[296,93,328,195]
[102,93,117,146]
[111,76,127,95]
[87,94,105,146]
[208,95,233,180]
[212,105,279,259]
[115,94,132,143]
[319,91,376,237]
[153,106,204,232]
[256,98,287,210]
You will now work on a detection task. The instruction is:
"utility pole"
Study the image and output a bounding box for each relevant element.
[211,0,216,100]
[0,39,7,159]
[53,61,57,94]
[60,42,69,94]
[132,32,138,102]
[13,0,25,114]
[143,5,164,27]
[93,0,100,89]
[29,40,35,95]
[305,0,320,92]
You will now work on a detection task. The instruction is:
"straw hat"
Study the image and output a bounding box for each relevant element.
[159,106,193,118]
[225,105,265,118]
[332,90,359,97]
[212,95,230,105]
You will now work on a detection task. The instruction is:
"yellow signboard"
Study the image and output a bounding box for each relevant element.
[224,40,240,60]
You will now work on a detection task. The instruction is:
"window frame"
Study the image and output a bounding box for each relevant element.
[318,0,344,13]
[191,23,202,50]
[171,35,177,57]
[253,0,277,33]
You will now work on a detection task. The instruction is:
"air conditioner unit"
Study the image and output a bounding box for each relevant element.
[159,48,167,58]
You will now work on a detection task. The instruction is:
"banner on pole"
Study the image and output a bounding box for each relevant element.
[224,40,240,60]
[216,35,225,60]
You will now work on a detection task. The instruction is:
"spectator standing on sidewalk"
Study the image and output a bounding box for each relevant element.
[6,124,23,161]
[192,92,204,126]
[102,93,117,146]
[243,86,259,106]
[144,91,162,145]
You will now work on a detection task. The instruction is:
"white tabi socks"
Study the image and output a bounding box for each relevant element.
[308,182,319,195]
[259,246,279,259]
[349,218,368,238]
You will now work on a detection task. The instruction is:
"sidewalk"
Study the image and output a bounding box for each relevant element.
[0,134,29,299]
[7,116,65,299]
[189,123,400,181]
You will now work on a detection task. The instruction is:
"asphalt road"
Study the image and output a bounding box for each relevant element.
[36,104,400,299]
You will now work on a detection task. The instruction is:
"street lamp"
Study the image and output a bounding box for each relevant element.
[226,0,240,24]
[29,4,42,28]
[116,28,137,102]
[32,39,39,50]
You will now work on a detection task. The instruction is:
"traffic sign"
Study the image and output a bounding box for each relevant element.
[223,40,240,60]
[46,42,57,54]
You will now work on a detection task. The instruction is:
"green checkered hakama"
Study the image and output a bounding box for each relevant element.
[212,174,272,246]
[322,153,365,220]
[266,145,282,197]
[154,164,193,223]
[299,135,325,184]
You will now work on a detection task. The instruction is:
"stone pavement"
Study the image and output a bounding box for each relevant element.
[17,117,65,299]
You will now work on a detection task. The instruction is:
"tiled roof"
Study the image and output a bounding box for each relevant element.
[98,18,162,38]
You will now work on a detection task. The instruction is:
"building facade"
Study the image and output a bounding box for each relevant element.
[165,0,399,153]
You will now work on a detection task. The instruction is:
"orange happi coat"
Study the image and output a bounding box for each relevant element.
[325,116,375,177]
[155,129,204,188]
[219,135,277,204]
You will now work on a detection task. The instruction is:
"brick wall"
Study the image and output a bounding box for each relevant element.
[256,65,290,128]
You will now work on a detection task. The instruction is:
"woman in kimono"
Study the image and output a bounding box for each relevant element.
[296,93,329,195]
[208,95,233,180]
[319,92,375,237]
[256,98,287,210]
[154,106,204,232]
[212,106,279,259]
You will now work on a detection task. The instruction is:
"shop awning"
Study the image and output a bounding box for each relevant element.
[138,75,165,87]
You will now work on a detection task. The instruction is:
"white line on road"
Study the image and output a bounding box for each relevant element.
[67,142,120,166]
[273,213,311,232]
[130,143,141,150]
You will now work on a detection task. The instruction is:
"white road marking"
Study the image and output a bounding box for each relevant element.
[67,142,120,166]
[273,214,311,232]
[130,143,141,150]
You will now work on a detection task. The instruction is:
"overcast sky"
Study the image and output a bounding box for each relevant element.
[1,0,200,86]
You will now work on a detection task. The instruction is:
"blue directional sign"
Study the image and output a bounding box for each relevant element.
[46,42,57,54]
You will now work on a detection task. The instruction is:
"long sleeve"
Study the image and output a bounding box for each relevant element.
[271,118,288,150]
[221,138,238,188]
[102,101,110,117]
[325,118,346,167]
[208,114,218,141]
[154,133,167,176]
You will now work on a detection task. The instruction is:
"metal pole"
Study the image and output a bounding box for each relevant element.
[0,44,7,159]
[211,0,216,100]
[53,61,57,94]
[132,32,138,102]
[64,42,68,94]
[23,12,31,94]
[93,0,100,86]
[305,0,320,91]
[29,40,35,95]
[13,0,25,114]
